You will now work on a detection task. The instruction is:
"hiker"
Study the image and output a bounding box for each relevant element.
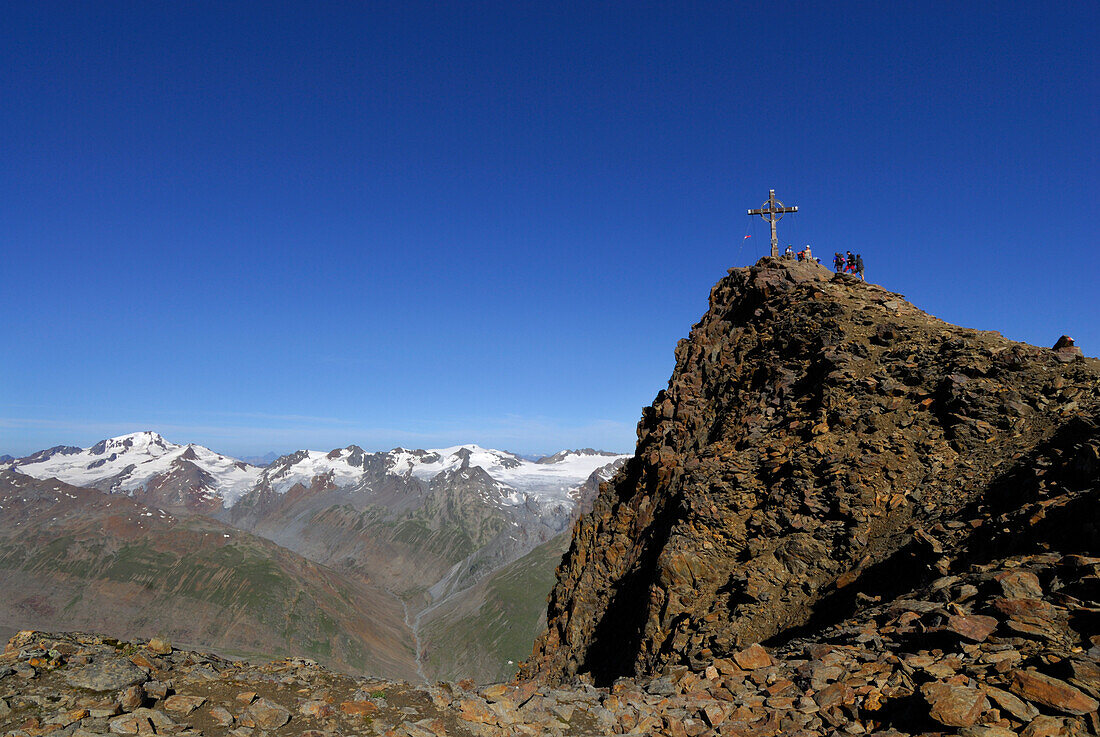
[802,245,813,262]
[784,245,795,259]
[833,252,845,272]
[846,251,856,273]
[856,253,865,280]
[796,249,806,262]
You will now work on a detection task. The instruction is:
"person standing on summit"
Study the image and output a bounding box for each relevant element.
[856,253,865,280]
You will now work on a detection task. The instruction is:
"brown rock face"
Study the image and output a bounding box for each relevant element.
[522,258,1100,684]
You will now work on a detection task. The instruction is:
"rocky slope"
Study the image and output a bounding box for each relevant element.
[522,257,1100,685]
[6,547,1100,737]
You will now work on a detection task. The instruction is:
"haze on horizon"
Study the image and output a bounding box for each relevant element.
[2,2,1097,458]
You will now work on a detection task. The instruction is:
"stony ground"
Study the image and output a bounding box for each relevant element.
[3,550,1098,736]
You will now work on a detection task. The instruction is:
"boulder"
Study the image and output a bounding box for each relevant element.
[983,685,1040,722]
[163,695,206,715]
[246,697,291,729]
[64,659,148,692]
[107,707,176,735]
[1051,336,1083,362]
[732,644,773,671]
[208,704,235,726]
[994,570,1043,599]
[921,682,988,728]
[146,637,172,656]
[1021,715,1077,737]
[946,614,998,642]
[1008,669,1099,716]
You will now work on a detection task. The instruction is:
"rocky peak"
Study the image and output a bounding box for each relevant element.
[521,257,1100,685]
[15,445,82,465]
[89,431,172,456]
[454,447,474,468]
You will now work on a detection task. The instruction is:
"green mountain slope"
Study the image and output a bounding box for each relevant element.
[418,533,571,683]
[0,470,418,680]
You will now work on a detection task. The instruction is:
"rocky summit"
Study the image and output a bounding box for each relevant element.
[4,257,1100,737]
[522,257,1099,686]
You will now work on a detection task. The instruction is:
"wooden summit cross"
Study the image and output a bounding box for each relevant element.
[747,189,798,258]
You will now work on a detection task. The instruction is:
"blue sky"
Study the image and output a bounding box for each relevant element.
[2,2,1097,458]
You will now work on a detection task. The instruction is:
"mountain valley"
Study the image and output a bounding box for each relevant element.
[2,437,628,683]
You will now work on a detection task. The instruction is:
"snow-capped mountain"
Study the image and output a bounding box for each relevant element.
[8,433,630,513]
[258,446,373,495]
[6,431,260,510]
[385,445,624,502]
[251,443,628,507]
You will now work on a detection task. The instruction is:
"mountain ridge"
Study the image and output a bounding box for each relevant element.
[5,433,628,514]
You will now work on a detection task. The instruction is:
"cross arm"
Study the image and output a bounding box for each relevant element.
[747,206,798,215]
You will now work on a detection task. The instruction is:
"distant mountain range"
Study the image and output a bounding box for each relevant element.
[5,431,622,511]
[1,432,629,682]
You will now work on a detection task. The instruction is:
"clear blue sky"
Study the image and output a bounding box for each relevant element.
[2,2,1097,458]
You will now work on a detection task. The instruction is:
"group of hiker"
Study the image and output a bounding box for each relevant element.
[834,251,865,280]
[780,245,865,280]
[783,244,818,263]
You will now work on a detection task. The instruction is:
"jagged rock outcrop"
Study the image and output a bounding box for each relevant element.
[522,257,1100,685]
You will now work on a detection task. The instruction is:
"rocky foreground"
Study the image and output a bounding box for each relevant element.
[4,546,1099,736]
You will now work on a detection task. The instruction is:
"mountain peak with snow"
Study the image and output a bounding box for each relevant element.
[9,432,260,509]
[9,433,632,513]
[535,448,621,464]
[88,430,172,455]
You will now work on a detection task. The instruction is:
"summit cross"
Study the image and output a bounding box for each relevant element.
[747,189,799,258]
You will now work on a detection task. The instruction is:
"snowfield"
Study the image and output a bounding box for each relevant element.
[387,445,625,501]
